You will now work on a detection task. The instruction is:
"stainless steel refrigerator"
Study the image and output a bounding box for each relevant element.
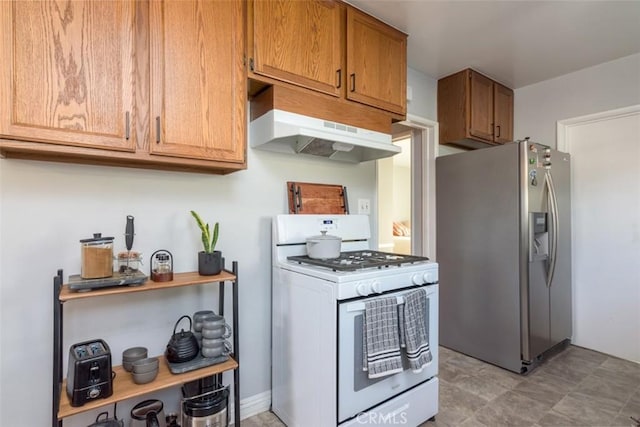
[436,140,571,373]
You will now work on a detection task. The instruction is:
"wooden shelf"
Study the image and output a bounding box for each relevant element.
[59,271,236,302]
[58,355,238,419]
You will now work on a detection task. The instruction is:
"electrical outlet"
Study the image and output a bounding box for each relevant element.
[358,199,371,215]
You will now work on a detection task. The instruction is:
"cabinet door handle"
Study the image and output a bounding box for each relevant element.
[496,125,501,138]
[125,111,130,140]
[336,69,342,88]
[350,73,356,92]
[155,116,161,143]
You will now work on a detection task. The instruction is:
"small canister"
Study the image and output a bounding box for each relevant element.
[150,250,173,282]
[80,233,114,279]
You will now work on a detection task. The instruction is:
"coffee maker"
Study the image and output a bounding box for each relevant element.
[181,378,228,427]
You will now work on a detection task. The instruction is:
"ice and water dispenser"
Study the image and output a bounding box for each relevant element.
[529,212,549,262]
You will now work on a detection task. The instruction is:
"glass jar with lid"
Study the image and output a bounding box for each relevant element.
[151,250,173,282]
[80,233,114,279]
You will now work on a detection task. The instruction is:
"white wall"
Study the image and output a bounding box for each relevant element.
[0,148,376,426]
[514,54,640,361]
[377,156,394,251]
[515,53,640,147]
[392,168,411,224]
[437,144,467,157]
[407,67,437,121]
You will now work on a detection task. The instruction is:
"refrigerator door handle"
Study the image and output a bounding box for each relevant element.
[545,171,560,288]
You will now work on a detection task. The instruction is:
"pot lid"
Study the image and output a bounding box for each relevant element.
[308,230,341,241]
[80,233,114,243]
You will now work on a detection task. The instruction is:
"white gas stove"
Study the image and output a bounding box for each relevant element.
[271,214,439,426]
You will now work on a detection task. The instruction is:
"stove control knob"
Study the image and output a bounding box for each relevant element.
[371,281,382,294]
[356,282,370,296]
[423,271,436,283]
[412,274,423,285]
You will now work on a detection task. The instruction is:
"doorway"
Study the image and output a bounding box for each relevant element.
[376,115,438,259]
[557,105,640,363]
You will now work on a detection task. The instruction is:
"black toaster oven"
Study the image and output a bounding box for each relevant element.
[66,339,113,407]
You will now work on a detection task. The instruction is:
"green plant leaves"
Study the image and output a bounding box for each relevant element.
[190,210,219,254]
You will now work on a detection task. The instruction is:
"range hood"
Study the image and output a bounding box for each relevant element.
[250,109,401,163]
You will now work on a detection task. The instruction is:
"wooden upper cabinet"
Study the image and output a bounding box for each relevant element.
[149,0,246,163]
[0,0,136,151]
[346,7,407,116]
[493,82,514,145]
[248,1,407,118]
[251,0,342,97]
[438,68,514,149]
[468,71,494,142]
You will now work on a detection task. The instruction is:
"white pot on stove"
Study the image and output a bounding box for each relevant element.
[306,231,342,259]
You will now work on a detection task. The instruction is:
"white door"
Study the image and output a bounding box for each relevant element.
[558,106,640,363]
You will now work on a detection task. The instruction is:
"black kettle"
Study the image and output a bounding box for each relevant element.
[87,410,123,427]
[165,315,199,364]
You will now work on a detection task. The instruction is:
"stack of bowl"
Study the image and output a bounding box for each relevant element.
[123,347,148,372]
[131,357,159,384]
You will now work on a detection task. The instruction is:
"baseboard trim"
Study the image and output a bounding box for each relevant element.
[228,390,271,424]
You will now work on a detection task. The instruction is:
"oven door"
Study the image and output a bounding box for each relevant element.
[337,284,439,423]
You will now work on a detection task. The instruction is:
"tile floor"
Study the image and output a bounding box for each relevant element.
[242,345,640,427]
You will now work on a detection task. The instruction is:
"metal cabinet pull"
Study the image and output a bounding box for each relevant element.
[496,125,501,138]
[342,186,349,214]
[350,73,356,92]
[125,111,130,140]
[336,69,342,88]
[295,186,303,213]
[155,116,161,143]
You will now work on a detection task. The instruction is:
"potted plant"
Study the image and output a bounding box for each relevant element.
[190,210,222,276]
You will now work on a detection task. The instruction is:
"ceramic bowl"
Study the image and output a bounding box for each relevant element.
[122,347,148,372]
[132,357,159,374]
[122,346,148,360]
[132,369,158,384]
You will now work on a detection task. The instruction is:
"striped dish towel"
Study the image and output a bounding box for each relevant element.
[402,289,432,372]
[362,296,403,379]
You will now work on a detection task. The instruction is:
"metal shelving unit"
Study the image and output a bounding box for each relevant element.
[52,262,240,426]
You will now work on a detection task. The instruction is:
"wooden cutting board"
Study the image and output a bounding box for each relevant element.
[287,181,349,214]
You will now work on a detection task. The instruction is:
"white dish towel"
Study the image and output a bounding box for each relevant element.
[362,296,403,379]
[401,288,432,373]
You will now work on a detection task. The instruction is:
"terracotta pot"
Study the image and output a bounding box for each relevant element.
[198,251,222,276]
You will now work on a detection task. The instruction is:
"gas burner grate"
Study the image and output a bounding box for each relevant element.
[287,250,430,272]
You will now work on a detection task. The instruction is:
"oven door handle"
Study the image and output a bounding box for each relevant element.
[346,296,405,312]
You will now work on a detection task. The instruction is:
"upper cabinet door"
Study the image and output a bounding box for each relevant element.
[0,0,136,151]
[251,0,343,97]
[468,70,494,142]
[150,0,246,163]
[346,7,406,116]
[493,83,514,144]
